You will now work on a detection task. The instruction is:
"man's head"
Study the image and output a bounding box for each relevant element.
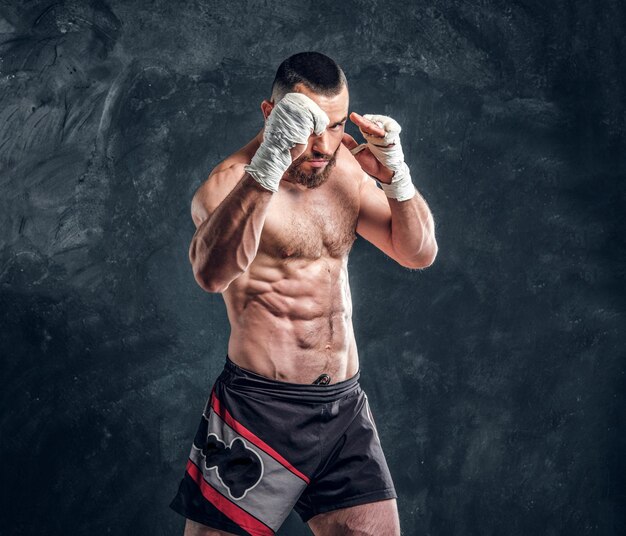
[261,52,349,189]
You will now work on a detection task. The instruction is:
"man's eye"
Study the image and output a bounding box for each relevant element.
[331,124,343,130]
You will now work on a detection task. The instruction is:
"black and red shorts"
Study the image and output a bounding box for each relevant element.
[169,354,397,535]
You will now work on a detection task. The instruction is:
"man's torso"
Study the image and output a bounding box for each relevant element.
[207,137,365,384]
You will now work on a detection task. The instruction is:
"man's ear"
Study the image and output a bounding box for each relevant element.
[260,99,274,121]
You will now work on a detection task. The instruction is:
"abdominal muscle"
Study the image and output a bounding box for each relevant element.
[222,251,360,384]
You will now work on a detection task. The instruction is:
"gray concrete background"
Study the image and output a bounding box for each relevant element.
[0,1,624,534]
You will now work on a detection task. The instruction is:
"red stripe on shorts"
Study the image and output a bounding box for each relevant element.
[210,391,311,484]
[186,459,273,536]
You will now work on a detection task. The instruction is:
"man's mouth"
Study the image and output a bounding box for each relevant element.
[308,159,329,167]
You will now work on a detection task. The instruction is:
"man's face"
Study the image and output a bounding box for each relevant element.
[269,83,349,189]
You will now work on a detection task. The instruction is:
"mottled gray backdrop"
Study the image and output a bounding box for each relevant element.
[0,1,624,535]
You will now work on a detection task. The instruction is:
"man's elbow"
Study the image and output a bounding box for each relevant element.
[189,237,228,293]
[192,267,230,293]
[201,280,230,294]
[400,243,438,270]
[189,252,229,293]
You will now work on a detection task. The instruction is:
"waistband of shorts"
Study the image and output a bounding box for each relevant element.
[220,354,361,403]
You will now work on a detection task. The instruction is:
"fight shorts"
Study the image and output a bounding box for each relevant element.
[169,354,397,535]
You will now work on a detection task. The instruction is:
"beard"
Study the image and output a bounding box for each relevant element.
[285,145,340,189]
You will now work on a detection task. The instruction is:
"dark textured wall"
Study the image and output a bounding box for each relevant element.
[0,1,624,535]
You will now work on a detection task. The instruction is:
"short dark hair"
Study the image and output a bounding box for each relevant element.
[270,51,348,103]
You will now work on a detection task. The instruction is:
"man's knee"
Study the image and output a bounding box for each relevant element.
[183,518,239,536]
[307,498,401,536]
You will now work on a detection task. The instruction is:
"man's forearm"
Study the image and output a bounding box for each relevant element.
[388,188,438,268]
[189,173,274,292]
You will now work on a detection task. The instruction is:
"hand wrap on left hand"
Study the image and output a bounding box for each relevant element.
[351,114,417,201]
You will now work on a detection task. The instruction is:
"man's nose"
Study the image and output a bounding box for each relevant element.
[311,130,331,156]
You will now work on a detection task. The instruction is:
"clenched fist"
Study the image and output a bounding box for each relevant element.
[244,93,330,192]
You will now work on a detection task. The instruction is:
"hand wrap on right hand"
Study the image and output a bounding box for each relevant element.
[244,93,329,192]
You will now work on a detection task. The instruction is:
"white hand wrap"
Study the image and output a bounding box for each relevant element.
[350,114,417,201]
[244,92,329,192]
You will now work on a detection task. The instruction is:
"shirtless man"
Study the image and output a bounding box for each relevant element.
[170,52,438,536]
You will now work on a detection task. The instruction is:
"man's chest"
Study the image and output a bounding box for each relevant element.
[259,184,360,260]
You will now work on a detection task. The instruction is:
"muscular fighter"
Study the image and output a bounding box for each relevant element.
[170,51,438,536]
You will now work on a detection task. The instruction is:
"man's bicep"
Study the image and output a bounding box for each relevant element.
[355,172,398,260]
[190,164,246,229]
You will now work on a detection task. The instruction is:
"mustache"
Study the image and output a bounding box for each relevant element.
[307,154,331,160]
[298,149,339,163]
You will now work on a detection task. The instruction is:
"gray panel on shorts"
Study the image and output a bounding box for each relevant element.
[188,410,308,531]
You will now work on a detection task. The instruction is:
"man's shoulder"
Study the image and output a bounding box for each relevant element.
[207,133,260,178]
[195,160,242,197]
[190,153,252,228]
[335,143,367,189]
[199,145,255,195]
[210,154,250,177]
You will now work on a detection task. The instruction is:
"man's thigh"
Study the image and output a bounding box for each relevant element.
[307,498,401,536]
[183,518,238,536]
